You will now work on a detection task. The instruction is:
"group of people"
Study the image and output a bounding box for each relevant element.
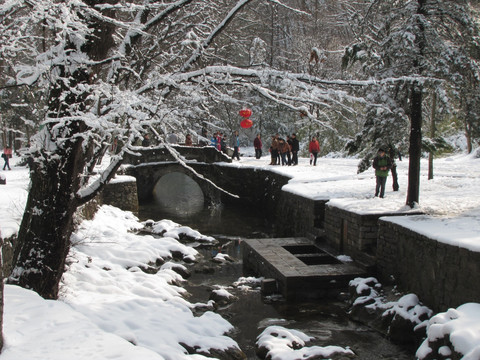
[259,133,321,166]
[263,133,300,166]
[209,131,228,154]
[206,130,241,161]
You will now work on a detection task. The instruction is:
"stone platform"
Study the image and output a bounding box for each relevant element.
[242,237,367,301]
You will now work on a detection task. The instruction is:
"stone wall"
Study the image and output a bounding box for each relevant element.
[377,218,480,312]
[197,164,291,224]
[101,178,139,212]
[324,205,385,268]
[323,205,422,269]
[274,191,328,238]
[127,161,329,238]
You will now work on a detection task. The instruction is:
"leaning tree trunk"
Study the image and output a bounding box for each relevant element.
[7,35,93,299]
[406,83,423,208]
[9,134,86,299]
[7,1,121,299]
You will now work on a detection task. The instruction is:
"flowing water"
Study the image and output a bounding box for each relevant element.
[138,200,414,359]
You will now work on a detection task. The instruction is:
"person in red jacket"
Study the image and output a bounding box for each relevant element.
[308,136,320,166]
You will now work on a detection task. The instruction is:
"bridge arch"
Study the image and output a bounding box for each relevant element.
[153,172,204,216]
[126,162,222,207]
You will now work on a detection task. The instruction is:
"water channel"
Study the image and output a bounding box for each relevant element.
[138,195,414,359]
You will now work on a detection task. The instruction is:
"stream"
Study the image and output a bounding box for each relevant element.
[138,201,414,359]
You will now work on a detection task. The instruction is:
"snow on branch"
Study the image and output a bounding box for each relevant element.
[117,0,193,57]
[138,64,437,96]
[179,0,252,73]
[267,0,310,16]
[76,153,123,201]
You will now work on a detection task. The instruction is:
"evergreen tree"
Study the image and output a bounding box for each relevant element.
[343,0,480,206]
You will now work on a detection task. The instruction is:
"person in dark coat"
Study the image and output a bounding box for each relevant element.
[388,145,401,191]
[269,134,280,165]
[254,134,262,159]
[142,134,150,147]
[290,133,299,165]
[372,147,393,198]
[221,134,227,153]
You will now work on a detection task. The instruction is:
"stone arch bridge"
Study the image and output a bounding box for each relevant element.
[122,145,232,204]
[121,144,290,210]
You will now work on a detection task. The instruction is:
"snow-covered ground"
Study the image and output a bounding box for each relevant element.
[0,148,479,359]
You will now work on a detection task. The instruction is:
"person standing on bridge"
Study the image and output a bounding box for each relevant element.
[290,133,299,165]
[230,130,240,160]
[221,134,227,153]
[216,131,222,151]
[254,134,262,159]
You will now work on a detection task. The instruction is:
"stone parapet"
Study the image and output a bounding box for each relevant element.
[123,145,231,165]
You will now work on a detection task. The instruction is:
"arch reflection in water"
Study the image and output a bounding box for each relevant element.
[153,172,205,216]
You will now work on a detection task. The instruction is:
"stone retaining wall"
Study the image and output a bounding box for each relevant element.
[101,178,139,212]
[275,191,327,238]
[323,205,422,269]
[377,218,480,312]
[324,205,384,267]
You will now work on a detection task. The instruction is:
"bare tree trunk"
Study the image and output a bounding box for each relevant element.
[465,112,473,154]
[406,83,423,208]
[428,91,436,180]
[406,0,426,208]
